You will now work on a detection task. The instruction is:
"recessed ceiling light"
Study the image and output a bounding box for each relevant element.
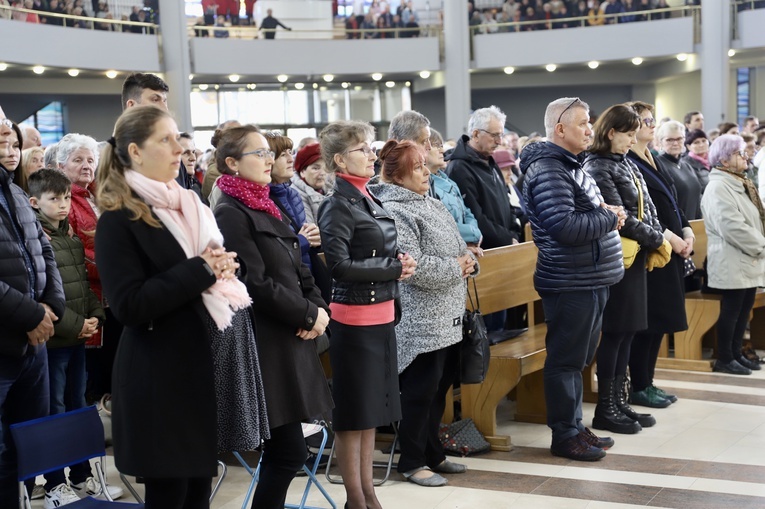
[312,83,319,89]
[228,74,240,82]
[587,61,599,69]
[631,57,643,66]
[405,81,411,87]
[105,70,118,79]
[676,53,688,62]
[247,83,257,90]
[214,84,220,90]
[295,82,305,90]
[199,84,209,91]
[728,49,736,57]
[419,70,431,79]
[0,63,8,71]
[32,66,45,75]
[371,73,383,81]
[545,64,557,72]
[385,81,395,88]
[341,82,350,89]
[503,66,515,75]
[188,74,194,80]
[277,74,288,83]
[323,74,334,82]
[68,69,80,77]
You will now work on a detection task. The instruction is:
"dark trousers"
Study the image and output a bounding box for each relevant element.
[629,331,664,391]
[0,346,49,507]
[396,343,459,473]
[541,288,609,445]
[717,288,757,363]
[143,476,211,509]
[251,421,306,509]
[85,308,123,401]
[596,331,635,380]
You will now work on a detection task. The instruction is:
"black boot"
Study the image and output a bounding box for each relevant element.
[592,377,642,434]
[615,374,655,428]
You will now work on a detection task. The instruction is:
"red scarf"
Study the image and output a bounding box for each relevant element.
[216,175,282,220]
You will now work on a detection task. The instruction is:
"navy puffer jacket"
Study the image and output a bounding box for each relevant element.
[270,182,311,268]
[521,142,623,293]
[0,166,65,356]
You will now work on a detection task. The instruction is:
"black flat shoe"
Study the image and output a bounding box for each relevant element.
[713,359,752,375]
[738,356,762,371]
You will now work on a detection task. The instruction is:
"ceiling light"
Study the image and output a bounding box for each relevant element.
[419,70,431,79]
[371,73,383,81]
[0,63,8,71]
[68,69,80,77]
[323,74,334,82]
[246,83,257,90]
[405,81,411,87]
[295,82,305,90]
[277,74,288,83]
[354,85,363,91]
[631,57,643,66]
[214,84,220,90]
[503,66,514,75]
[105,70,118,79]
[587,61,599,69]
[728,49,736,57]
[676,53,688,62]
[189,74,194,80]
[312,83,319,89]
[341,82,350,89]
[545,64,556,72]
[385,81,395,88]
[228,74,240,82]
[32,65,45,75]
[199,84,209,91]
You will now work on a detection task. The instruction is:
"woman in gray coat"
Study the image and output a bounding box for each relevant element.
[369,140,477,487]
[701,134,765,375]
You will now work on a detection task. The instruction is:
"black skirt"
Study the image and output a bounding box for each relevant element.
[602,249,648,333]
[329,319,402,431]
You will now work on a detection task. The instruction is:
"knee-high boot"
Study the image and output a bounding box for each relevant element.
[615,374,655,428]
[592,377,642,434]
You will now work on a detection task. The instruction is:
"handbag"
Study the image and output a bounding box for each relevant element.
[460,278,490,384]
[438,418,491,457]
[621,169,644,269]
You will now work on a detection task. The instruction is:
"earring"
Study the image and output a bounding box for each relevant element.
[235,170,239,176]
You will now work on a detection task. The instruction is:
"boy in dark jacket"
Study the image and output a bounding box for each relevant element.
[28,169,119,504]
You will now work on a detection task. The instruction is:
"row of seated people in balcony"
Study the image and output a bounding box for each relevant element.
[1,0,155,33]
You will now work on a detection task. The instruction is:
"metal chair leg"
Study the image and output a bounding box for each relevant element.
[324,422,398,486]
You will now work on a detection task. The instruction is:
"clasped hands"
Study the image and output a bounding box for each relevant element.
[298,223,322,248]
[601,202,627,230]
[397,252,417,281]
[27,303,58,346]
[201,247,239,281]
[296,307,330,341]
[458,253,477,278]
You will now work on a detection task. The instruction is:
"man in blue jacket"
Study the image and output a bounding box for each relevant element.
[0,104,65,505]
[521,97,624,461]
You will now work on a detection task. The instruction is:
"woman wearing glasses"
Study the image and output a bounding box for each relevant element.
[701,134,765,375]
[657,121,703,220]
[213,125,334,508]
[317,120,416,509]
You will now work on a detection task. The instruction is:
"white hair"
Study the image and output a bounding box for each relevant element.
[544,97,589,138]
[55,133,99,168]
[656,120,685,142]
[468,106,506,134]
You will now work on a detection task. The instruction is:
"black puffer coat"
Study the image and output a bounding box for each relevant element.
[521,142,623,293]
[0,166,65,357]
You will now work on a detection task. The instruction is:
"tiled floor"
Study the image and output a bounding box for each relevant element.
[30,366,765,508]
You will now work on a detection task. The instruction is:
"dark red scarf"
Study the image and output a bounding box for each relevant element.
[216,175,282,220]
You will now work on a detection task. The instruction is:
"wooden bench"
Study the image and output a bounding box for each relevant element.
[656,219,765,371]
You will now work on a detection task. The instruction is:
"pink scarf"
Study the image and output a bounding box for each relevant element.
[124,170,251,330]
[688,151,709,170]
[216,175,282,219]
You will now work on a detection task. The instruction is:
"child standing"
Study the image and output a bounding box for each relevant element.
[28,169,122,507]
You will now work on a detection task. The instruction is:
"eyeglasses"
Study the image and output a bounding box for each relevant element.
[432,143,444,150]
[642,117,656,128]
[479,129,503,141]
[556,98,581,125]
[241,148,275,160]
[347,145,375,157]
[0,119,12,129]
[738,151,749,159]
[663,137,684,144]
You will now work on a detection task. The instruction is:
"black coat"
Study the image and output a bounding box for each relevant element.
[215,194,333,429]
[627,152,689,334]
[658,153,702,220]
[95,207,219,478]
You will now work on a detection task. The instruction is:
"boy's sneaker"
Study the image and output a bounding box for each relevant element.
[30,484,46,500]
[43,483,80,508]
[71,476,124,500]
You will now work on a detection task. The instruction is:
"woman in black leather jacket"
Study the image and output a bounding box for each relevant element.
[317,120,416,509]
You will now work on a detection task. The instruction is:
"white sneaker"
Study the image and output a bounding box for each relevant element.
[71,476,124,500]
[43,483,80,508]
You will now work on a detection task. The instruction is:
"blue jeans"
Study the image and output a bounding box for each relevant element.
[540,288,609,445]
[0,345,49,507]
[44,344,92,489]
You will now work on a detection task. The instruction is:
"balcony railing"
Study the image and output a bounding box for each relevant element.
[0,4,159,34]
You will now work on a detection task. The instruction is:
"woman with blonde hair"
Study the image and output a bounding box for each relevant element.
[15,146,45,192]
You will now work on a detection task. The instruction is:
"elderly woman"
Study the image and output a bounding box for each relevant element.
[701,134,765,375]
[213,124,333,508]
[15,146,45,192]
[626,102,693,410]
[682,129,711,192]
[656,121,703,220]
[584,104,671,435]
[291,143,328,225]
[317,120,416,509]
[369,140,476,487]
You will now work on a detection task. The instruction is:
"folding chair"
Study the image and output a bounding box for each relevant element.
[119,460,228,505]
[10,405,143,509]
[324,422,398,486]
[233,423,336,509]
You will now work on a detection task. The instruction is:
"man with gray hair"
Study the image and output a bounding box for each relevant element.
[22,125,42,149]
[446,105,520,249]
[521,97,625,461]
[388,110,433,150]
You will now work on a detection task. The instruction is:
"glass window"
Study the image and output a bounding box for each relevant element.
[22,101,65,147]
[191,91,220,127]
[219,90,286,125]
[285,91,310,125]
[736,67,750,126]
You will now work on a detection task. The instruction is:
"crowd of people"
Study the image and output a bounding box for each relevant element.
[0,68,764,509]
[0,0,157,31]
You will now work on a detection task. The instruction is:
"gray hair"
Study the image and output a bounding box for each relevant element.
[709,134,745,167]
[56,133,99,168]
[388,110,430,141]
[319,120,376,174]
[468,106,506,134]
[544,97,589,138]
[43,143,59,169]
[656,120,685,142]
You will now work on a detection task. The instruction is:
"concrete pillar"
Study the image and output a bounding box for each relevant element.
[700,0,731,125]
[158,0,193,131]
[443,0,471,139]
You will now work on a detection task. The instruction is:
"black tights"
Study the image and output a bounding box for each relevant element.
[143,477,211,509]
[596,331,635,380]
[629,331,664,392]
[251,421,307,509]
[717,288,756,363]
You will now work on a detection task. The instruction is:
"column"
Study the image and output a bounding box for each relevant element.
[159,0,193,131]
[700,0,731,125]
[443,0,471,139]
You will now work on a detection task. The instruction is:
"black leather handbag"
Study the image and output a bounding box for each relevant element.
[460,278,490,384]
